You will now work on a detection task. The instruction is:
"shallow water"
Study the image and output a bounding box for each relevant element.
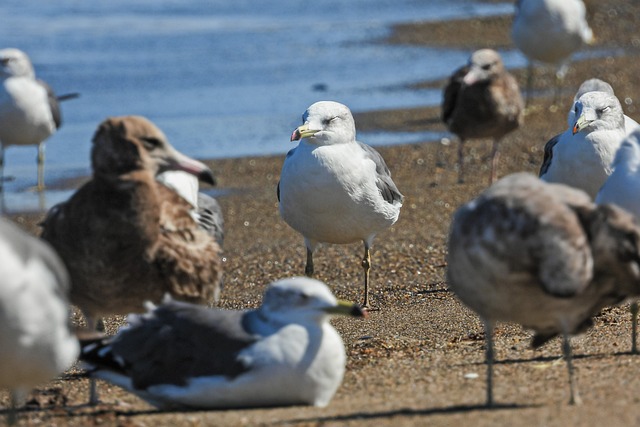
[2,0,517,211]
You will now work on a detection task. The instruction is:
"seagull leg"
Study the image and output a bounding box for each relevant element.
[37,141,45,191]
[489,139,501,184]
[484,320,495,407]
[305,247,314,277]
[7,390,24,426]
[457,139,466,184]
[525,61,534,108]
[562,331,581,405]
[361,243,372,308]
[631,301,638,354]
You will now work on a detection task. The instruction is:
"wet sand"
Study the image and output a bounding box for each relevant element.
[4,0,640,425]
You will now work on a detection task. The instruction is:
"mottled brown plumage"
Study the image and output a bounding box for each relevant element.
[442,49,524,184]
[41,116,221,329]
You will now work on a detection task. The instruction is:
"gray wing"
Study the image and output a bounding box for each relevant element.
[357,141,404,205]
[539,133,561,177]
[36,80,62,129]
[278,147,297,202]
[441,65,468,126]
[196,193,224,247]
[81,299,258,390]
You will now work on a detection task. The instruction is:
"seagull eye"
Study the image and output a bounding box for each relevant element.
[481,64,491,71]
[141,137,162,151]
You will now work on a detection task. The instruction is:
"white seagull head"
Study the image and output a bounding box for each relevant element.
[0,48,35,79]
[259,277,366,324]
[290,101,356,146]
[462,49,506,86]
[572,91,624,135]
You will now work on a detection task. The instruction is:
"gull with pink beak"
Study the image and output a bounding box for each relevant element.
[442,49,524,184]
[41,116,222,334]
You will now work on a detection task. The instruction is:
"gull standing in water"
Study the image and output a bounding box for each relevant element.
[278,101,403,308]
[79,277,366,409]
[0,48,78,190]
[442,49,524,184]
[447,173,640,406]
[512,0,594,104]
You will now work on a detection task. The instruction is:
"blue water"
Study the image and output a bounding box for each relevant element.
[1,0,519,211]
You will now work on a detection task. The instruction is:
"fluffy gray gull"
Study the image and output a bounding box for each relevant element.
[511,0,593,104]
[0,218,79,423]
[157,171,224,247]
[540,91,626,198]
[442,49,524,184]
[567,78,640,135]
[41,116,222,332]
[596,129,640,353]
[0,48,78,190]
[278,101,403,308]
[79,277,366,409]
[447,173,640,406]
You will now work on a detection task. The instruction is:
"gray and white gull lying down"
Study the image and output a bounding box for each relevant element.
[79,277,366,409]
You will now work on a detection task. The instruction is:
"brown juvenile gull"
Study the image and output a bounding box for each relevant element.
[442,49,524,184]
[511,0,593,105]
[0,218,79,424]
[278,101,403,308]
[447,172,640,406]
[41,115,222,332]
[539,91,626,199]
[0,48,78,190]
[79,277,366,409]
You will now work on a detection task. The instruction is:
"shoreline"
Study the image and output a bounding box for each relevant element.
[6,0,640,425]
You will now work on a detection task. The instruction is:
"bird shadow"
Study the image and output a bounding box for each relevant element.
[274,403,537,424]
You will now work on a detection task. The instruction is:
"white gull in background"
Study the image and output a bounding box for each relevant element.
[447,173,640,406]
[567,78,640,135]
[79,277,366,409]
[442,49,524,184]
[596,129,640,353]
[0,218,79,423]
[511,0,593,104]
[540,91,626,198]
[0,48,78,191]
[278,101,403,308]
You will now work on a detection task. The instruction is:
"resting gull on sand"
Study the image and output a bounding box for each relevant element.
[540,91,626,198]
[447,173,640,406]
[0,218,79,424]
[0,48,78,190]
[278,101,403,308]
[442,49,524,184]
[511,0,593,104]
[79,277,366,409]
[41,115,222,332]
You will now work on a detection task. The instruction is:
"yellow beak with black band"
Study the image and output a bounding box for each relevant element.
[290,123,320,141]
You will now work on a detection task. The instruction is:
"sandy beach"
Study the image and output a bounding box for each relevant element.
[4,0,640,425]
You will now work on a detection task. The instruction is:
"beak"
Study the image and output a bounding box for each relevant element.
[323,300,368,318]
[161,148,216,186]
[462,67,480,86]
[572,108,597,135]
[290,123,319,141]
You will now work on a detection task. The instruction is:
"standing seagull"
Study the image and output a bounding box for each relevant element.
[0,218,79,424]
[0,48,77,190]
[540,91,626,198]
[596,129,640,353]
[79,277,366,409]
[447,173,640,406]
[278,101,403,308]
[511,0,593,105]
[442,49,524,184]
[41,116,222,332]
